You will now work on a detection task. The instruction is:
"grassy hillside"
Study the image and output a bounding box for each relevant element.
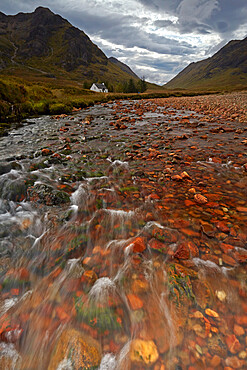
[0,73,216,135]
[0,7,140,88]
[0,75,106,121]
[166,37,247,91]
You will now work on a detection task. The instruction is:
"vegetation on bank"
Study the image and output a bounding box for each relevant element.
[0,74,219,135]
[83,77,147,93]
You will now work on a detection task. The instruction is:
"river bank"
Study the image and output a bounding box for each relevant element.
[0,75,221,135]
[0,92,247,369]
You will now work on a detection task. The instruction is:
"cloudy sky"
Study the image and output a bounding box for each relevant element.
[1,0,247,84]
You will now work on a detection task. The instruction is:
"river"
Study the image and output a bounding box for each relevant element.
[0,95,247,369]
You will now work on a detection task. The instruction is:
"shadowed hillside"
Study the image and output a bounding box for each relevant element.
[165,37,247,90]
[0,7,138,85]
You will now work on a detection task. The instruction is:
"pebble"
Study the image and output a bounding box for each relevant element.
[130,339,159,365]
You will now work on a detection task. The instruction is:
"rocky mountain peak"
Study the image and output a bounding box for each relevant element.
[0,7,138,83]
[34,6,53,14]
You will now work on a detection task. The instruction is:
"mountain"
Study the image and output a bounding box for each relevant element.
[0,7,138,85]
[109,57,139,79]
[165,37,247,90]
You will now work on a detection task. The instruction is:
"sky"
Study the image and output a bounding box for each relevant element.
[1,0,247,85]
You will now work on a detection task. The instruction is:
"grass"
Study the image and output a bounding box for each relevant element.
[0,71,220,135]
[165,38,247,91]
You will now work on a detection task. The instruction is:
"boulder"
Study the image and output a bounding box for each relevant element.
[48,328,101,370]
[130,339,159,366]
[28,183,70,205]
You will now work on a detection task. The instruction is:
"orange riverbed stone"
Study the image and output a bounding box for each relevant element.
[127,293,144,310]
[131,237,146,253]
[130,339,159,366]
[48,328,101,370]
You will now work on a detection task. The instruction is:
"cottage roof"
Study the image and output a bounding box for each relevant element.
[94,83,106,89]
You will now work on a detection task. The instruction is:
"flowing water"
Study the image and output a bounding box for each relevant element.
[0,98,247,369]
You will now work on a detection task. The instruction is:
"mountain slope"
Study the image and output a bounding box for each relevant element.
[165,37,247,90]
[0,7,138,85]
[109,57,139,79]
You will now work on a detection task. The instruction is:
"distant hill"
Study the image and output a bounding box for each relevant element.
[0,7,139,85]
[165,37,247,90]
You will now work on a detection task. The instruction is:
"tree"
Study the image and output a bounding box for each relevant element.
[127,79,137,93]
[122,81,129,93]
[83,81,91,89]
[104,81,114,92]
[108,84,114,92]
[115,83,123,93]
[137,76,147,93]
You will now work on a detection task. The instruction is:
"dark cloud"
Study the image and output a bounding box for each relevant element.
[0,0,246,84]
[0,0,54,14]
[62,10,195,57]
[154,20,176,28]
[134,57,183,73]
[136,0,181,13]
[153,18,211,35]
[210,0,247,36]
[138,0,247,37]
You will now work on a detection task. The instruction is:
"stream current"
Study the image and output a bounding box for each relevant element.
[0,99,247,369]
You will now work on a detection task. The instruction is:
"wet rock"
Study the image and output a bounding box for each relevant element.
[149,238,169,254]
[127,293,143,310]
[29,160,50,172]
[215,221,230,233]
[174,241,199,260]
[233,324,245,337]
[41,148,54,156]
[131,278,149,294]
[185,199,195,207]
[166,264,195,331]
[216,290,227,302]
[235,316,247,327]
[28,183,70,205]
[208,334,227,357]
[83,270,98,285]
[239,351,247,360]
[210,354,221,367]
[0,163,12,175]
[130,237,146,253]
[75,296,124,335]
[226,334,241,354]
[0,178,27,201]
[222,254,238,266]
[0,162,21,175]
[171,174,183,181]
[219,243,234,254]
[236,206,247,213]
[194,193,208,204]
[146,224,179,245]
[130,339,159,366]
[205,308,219,318]
[225,356,244,369]
[235,178,247,189]
[48,328,101,370]
[192,280,212,309]
[174,243,190,260]
[155,324,183,354]
[181,171,191,180]
[188,187,196,194]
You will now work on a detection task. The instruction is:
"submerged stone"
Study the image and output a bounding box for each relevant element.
[28,183,70,205]
[130,339,159,366]
[48,328,101,370]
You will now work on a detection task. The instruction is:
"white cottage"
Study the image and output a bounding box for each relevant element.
[90,83,108,93]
